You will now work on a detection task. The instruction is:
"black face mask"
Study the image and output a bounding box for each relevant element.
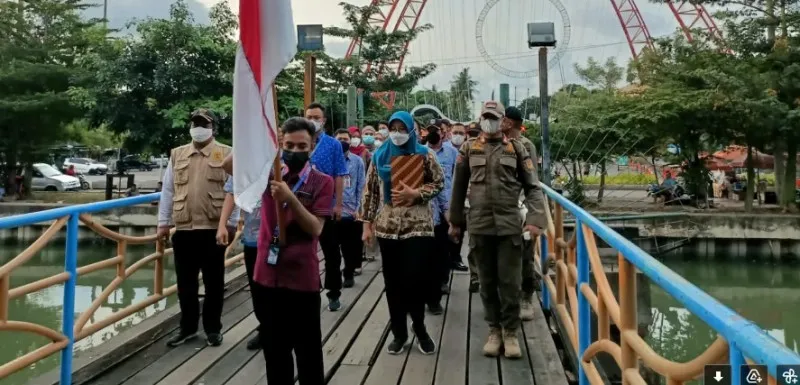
[281,150,309,172]
[340,141,350,153]
[427,132,441,145]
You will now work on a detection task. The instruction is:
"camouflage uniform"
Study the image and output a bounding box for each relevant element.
[449,101,547,358]
[517,136,538,320]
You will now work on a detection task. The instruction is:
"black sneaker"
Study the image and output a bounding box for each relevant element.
[342,278,355,288]
[416,333,436,355]
[206,333,223,346]
[246,333,261,350]
[469,281,479,293]
[386,337,408,355]
[166,331,197,347]
[452,261,469,272]
[428,303,444,315]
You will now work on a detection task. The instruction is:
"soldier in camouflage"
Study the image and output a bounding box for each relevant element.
[448,101,548,359]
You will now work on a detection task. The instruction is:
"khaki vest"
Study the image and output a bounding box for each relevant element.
[170,141,231,230]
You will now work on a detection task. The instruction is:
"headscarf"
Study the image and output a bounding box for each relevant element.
[372,111,429,203]
[348,126,367,156]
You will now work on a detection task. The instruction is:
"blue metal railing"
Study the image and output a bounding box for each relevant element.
[538,184,800,384]
[0,193,161,385]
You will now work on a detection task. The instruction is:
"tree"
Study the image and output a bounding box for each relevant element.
[574,57,625,92]
[448,68,478,121]
[86,0,237,154]
[0,0,104,196]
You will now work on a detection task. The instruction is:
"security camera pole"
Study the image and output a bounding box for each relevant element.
[527,22,556,186]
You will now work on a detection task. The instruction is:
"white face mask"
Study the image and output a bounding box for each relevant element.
[379,128,389,138]
[480,119,500,134]
[389,132,410,146]
[350,137,361,147]
[374,139,383,148]
[311,119,323,132]
[450,134,465,147]
[190,126,213,142]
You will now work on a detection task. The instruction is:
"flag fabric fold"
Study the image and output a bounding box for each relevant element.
[233,0,296,213]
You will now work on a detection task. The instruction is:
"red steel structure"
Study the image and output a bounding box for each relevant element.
[346,0,725,110]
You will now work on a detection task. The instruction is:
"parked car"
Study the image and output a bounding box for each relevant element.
[116,155,156,173]
[30,163,81,191]
[63,157,108,175]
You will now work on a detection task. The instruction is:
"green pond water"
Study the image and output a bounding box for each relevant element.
[0,242,798,385]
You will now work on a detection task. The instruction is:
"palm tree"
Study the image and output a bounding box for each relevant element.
[449,68,478,121]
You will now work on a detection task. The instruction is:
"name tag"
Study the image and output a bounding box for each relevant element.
[344,176,351,188]
[266,243,279,265]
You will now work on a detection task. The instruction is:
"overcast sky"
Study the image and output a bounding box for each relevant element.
[92,0,697,113]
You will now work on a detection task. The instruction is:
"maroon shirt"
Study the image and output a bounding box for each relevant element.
[254,168,333,292]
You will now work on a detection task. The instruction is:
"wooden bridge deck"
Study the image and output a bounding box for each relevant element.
[61,255,567,385]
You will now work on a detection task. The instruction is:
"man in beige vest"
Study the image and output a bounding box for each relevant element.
[157,109,232,348]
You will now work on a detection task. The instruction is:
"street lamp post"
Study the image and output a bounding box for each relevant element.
[527,22,557,186]
[297,25,323,108]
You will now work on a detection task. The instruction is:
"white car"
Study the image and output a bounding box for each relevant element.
[30,163,81,191]
[63,157,108,175]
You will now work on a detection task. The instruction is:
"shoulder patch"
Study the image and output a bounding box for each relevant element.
[524,158,534,171]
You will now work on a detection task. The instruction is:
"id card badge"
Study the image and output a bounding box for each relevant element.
[266,235,279,265]
[344,175,351,188]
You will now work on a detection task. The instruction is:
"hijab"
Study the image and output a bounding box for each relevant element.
[348,126,367,156]
[372,111,429,203]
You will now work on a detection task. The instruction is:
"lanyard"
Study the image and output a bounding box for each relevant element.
[272,162,310,240]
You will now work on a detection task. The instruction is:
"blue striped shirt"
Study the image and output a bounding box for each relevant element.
[430,144,458,225]
[341,152,366,219]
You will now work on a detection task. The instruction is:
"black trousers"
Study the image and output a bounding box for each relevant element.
[319,217,343,300]
[378,236,431,340]
[243,246,263,332]
[254,285,324,385]
[172,229,225,334]
[430,223,452,304]
[338,219,363,280]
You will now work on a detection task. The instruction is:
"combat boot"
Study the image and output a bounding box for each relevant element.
[520,297,535,321]
[482,327,503,357]
[503,329,522,359]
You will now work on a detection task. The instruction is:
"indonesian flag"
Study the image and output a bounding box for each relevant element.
[233,0,297,213]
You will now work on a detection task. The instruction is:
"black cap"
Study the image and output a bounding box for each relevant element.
[505,106,523,122]
[191,108,218,124]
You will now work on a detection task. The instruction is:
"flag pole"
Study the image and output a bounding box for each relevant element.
[271,85,287,246]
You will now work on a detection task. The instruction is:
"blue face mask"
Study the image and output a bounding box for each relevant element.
[363,135,375,146]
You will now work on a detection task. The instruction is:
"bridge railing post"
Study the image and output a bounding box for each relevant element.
[618,251,638,385]
[576,220,591,385]
[60,213,80,385]
[540,233,550,311]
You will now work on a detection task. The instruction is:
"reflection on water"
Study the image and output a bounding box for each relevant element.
[0,241,177,385]
[646,259,800,383]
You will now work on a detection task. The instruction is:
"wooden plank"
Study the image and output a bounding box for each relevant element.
[322,275,385,375]
[339,297,389,366]
[468,293,500,385]
[499,332,535,384]
[222,355,264,385]
[434,273,469,385]
[399,273,450,385]
[156,314,260,385]
[522,297,568,385]
[189,330,259,385]
[120,299,255,385]
[362,326,412,385]
[87,288,254,385]
[326,365,369,385]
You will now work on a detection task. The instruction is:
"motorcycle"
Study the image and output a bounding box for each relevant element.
[77,173,90,190]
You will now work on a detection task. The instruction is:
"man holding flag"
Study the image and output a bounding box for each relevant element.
[231,1,329,384]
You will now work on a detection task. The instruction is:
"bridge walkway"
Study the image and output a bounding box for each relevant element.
[73,255,567,385]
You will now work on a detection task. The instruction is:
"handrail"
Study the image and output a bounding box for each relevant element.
[536,183,800,385]
[0,193,244,385]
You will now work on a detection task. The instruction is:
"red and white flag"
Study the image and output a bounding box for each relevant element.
[233,0,296,212]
